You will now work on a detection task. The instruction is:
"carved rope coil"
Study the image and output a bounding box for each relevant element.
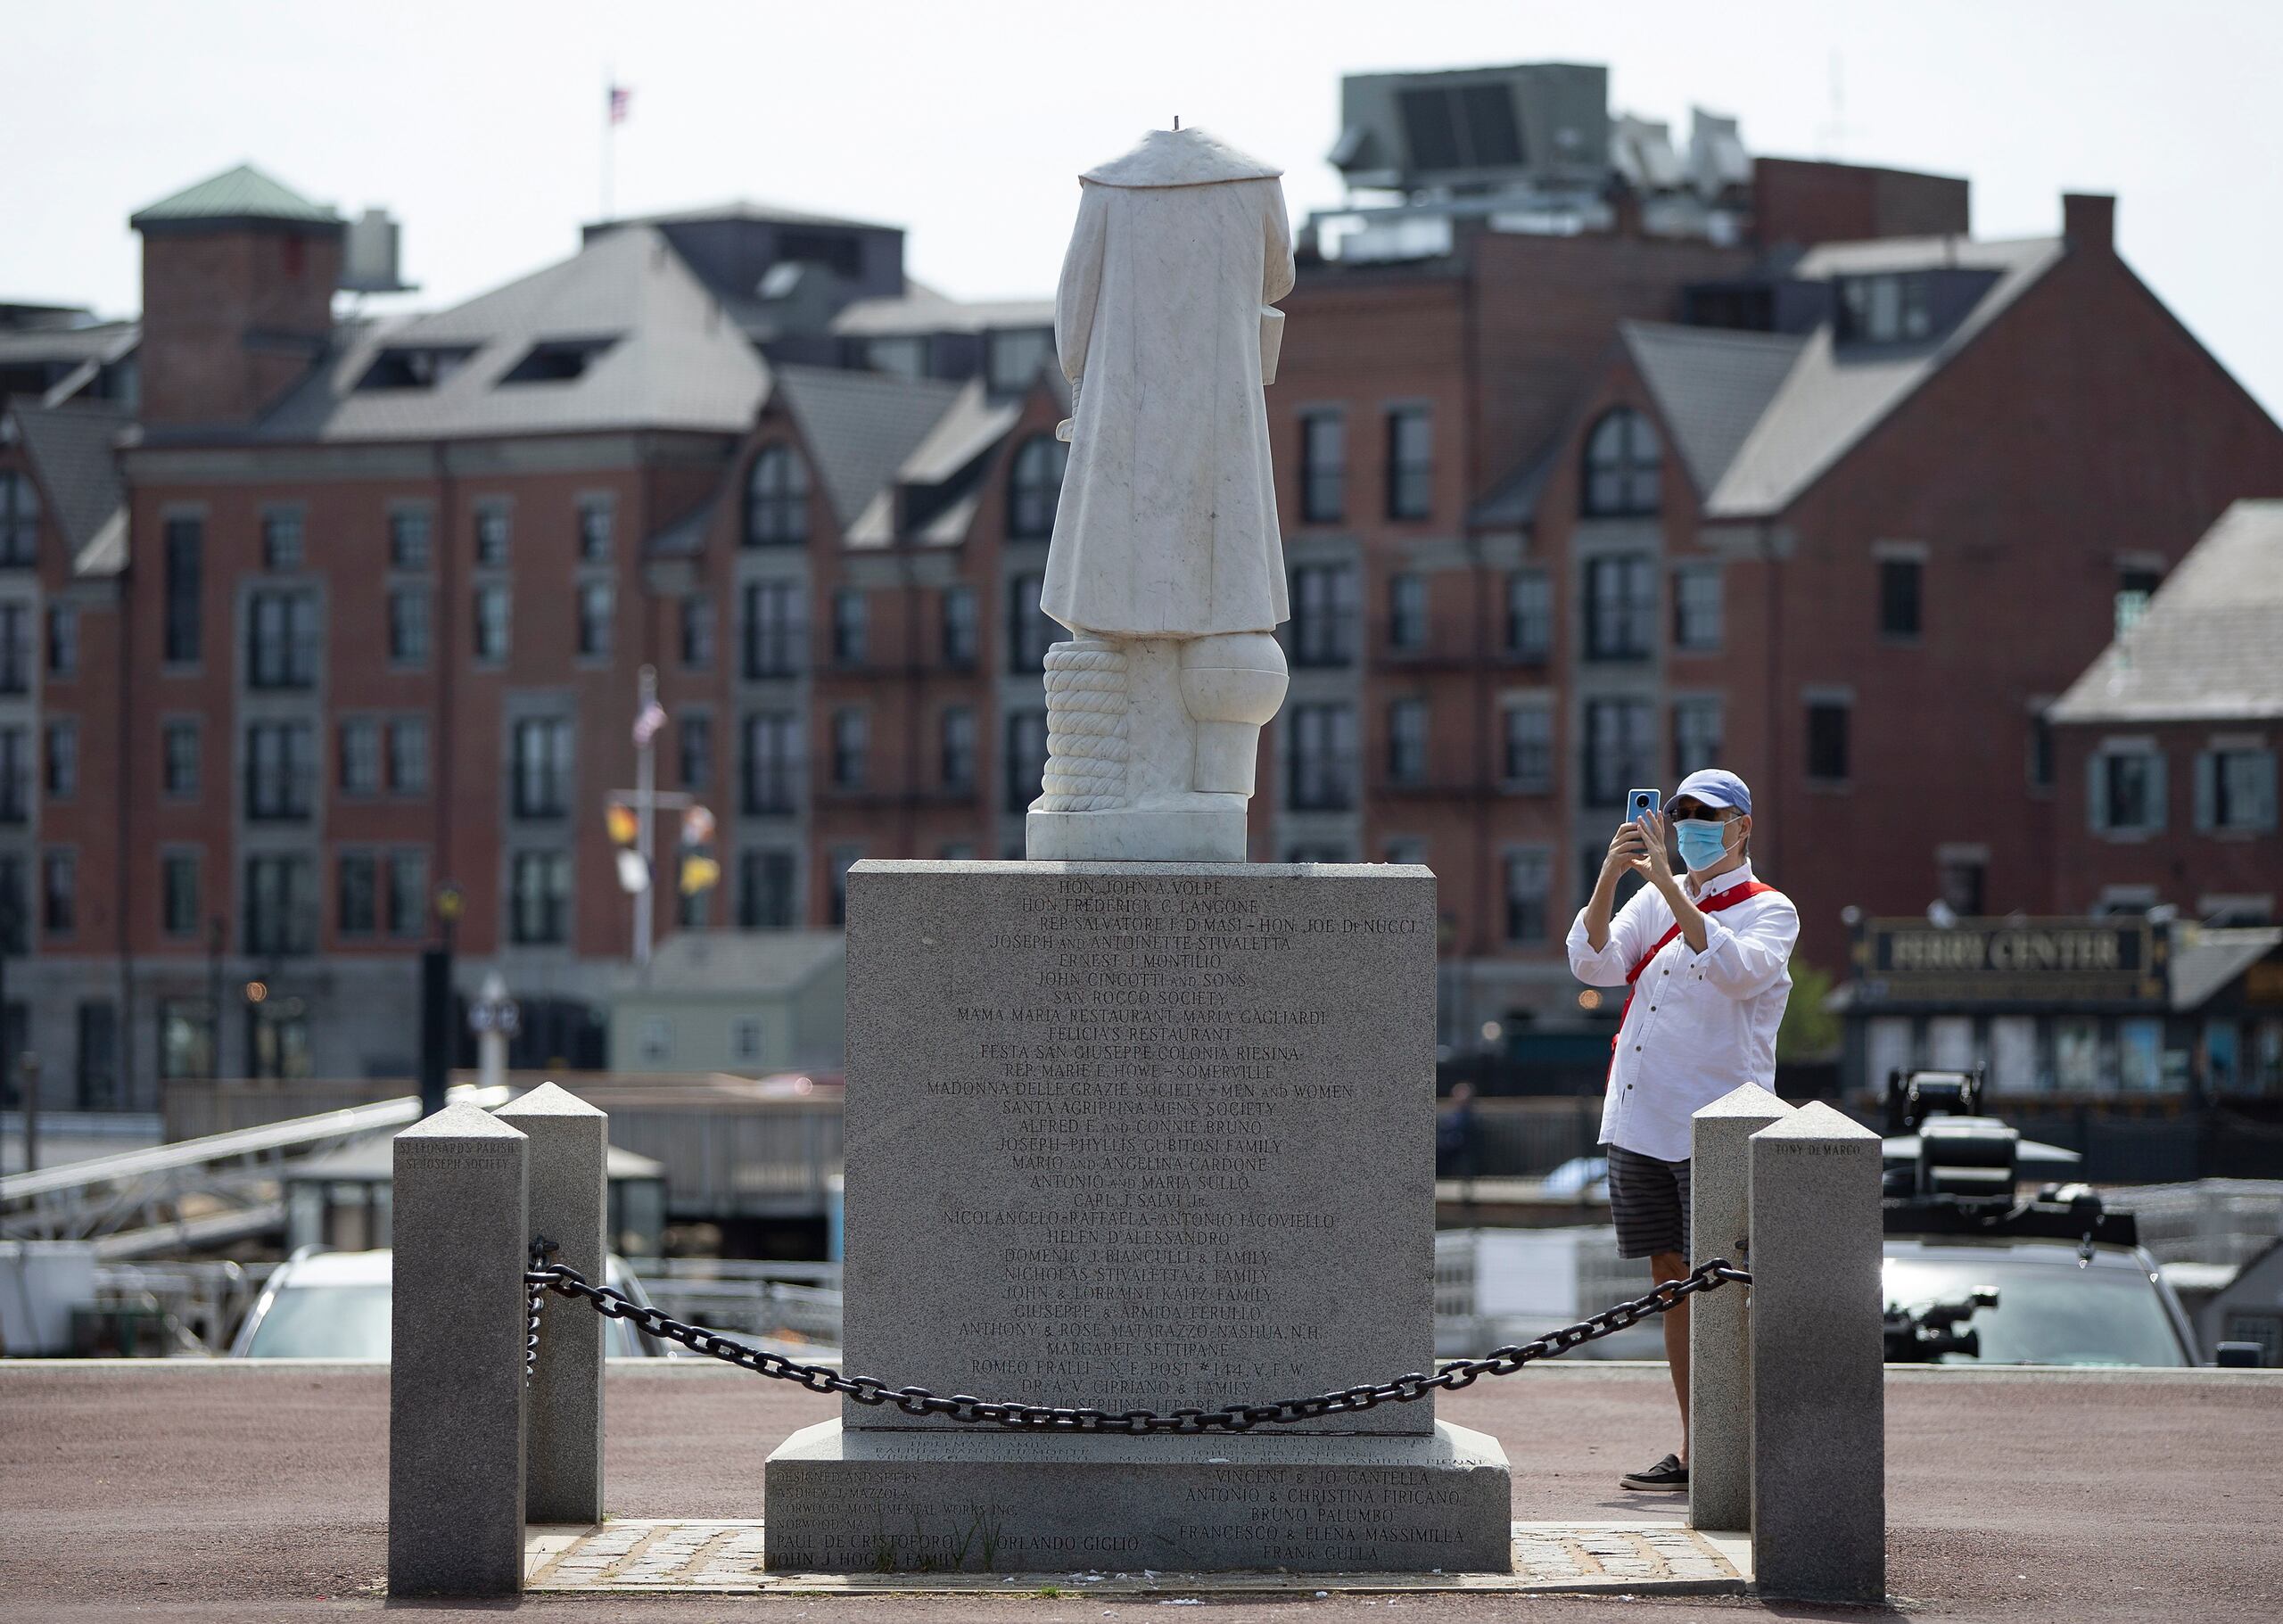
[1039,639,1128,812]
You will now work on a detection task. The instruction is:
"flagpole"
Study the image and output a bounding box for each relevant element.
[634,664,656,969]
[601,63,615,221]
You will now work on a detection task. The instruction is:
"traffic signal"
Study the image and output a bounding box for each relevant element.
[678,804,720,897]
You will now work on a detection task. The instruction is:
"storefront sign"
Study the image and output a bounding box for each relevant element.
[1850,918,2166,1009]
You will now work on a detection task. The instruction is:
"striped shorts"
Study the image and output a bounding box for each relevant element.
[1604,1144,1692,1261]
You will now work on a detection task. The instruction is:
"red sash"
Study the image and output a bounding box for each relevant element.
[1608,881,1776,1068]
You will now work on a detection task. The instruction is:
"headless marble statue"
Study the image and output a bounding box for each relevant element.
[1026,127,1295,862]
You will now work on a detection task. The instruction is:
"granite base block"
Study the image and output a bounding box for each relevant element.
[762,1418,1514,1574]
[841,862,1439,1438]
[1025,806,1249,862]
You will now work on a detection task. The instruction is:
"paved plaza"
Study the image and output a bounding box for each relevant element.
[2,1361,2275,1621]
[522,1519,1747,1594]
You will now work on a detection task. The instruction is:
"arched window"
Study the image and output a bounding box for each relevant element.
[1007,435,1067,540]
[744,444,809,547]
[1581,408,1661,518]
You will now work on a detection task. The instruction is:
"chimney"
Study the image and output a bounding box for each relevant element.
[130,164,343,430]
[2063,193,2115,255]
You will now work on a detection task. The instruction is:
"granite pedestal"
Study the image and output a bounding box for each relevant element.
[387,1104,528,1597]
[1749,1102,1885,1602]
[1686,1083,1794,1534]
[497,1082,607,1524]
[764,861,1510,1572]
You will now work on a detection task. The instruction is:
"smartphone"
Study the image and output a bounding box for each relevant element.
[1627,787,1660,826]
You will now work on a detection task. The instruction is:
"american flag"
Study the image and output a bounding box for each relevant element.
[608,85,631,125]
[632,698,667,746]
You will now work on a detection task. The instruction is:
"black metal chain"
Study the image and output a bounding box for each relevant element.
[523,1251,1748,1434]
[524,1235,556,1385]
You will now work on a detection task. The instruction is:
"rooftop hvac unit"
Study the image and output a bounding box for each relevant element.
[342,207,416,293]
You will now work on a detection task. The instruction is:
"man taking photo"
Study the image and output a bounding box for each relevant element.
[1565,768,1798,1493]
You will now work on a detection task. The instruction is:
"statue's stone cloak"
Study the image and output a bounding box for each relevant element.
[1041,128,1295,639]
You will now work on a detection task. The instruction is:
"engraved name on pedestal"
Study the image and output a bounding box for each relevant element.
[841,861,1436,1435]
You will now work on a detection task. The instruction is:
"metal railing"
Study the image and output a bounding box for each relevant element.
[3,1084,509,1241]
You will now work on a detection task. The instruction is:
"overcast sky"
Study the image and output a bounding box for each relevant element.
[8,1,2280,417]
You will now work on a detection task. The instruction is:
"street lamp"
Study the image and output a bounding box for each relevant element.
[417,881,466,1119]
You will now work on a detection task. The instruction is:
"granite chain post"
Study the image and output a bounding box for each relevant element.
[387,1101,530,1598]
[1686,1083,1795,1534]
[1748,1101,1886,1603]
[498,1083,608,1523]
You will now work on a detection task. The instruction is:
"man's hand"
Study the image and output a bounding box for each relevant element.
[1628,809,1680,896]
[1603,820,1649,877]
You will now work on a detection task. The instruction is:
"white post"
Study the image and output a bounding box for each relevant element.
[388,1102,528,1596]
[476,970,509,1093]
[1748,1100,1885,1603]
[1687,1083,1794,1533]
[498,1083,607,1524]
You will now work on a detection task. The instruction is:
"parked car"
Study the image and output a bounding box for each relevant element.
[1882,1235,2195,1366]
[229,1248,672,1358]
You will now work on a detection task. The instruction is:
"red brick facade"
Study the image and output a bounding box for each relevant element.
[5,160,2279,1106]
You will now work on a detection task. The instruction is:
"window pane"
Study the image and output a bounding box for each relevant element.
[389,719,429,795]
[474,505,510,566]
[1808,702,1851,782]
[389,508,432,571]
[1879,557,1923,638]
[1389,574,1427,650]
[1301,416,1346,523]
[1290,565,1358,667]
[1504,850,1549,943]
[1504,706,1552,790]
[1385,408,1431,519]
[1008,437,1067,541]
[1506,572,1551,660]
[389,589,430,664]
[164,518,202,663]
[745,447,809,546]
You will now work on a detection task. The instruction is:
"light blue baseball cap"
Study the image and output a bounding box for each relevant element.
[1666,768,1751,816]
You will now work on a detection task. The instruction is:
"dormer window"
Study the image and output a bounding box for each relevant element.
[355,345,476,391]
[744,445,810,547]
[498,336,618,385]
[1581,408,1661,518]
[1836,274,1933,344]
[0,472,39,567]
[986,327,1055,394]
[863,336,928,379]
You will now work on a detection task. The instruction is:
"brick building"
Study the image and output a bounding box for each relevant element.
[3,62,2279,1109]
[1817,500,2280,1139]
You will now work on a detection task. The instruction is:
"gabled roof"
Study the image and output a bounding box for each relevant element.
[2049,499,2283,726]
[1619,322,1807,494]
[130,163,340,228]
[769,364,963,528]
[257,224,769,441]
[4,402,130,576]
[1705,235,2063,517]
[845,380,1023,548]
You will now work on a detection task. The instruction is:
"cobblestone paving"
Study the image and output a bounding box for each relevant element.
[524,1521,1749,1595]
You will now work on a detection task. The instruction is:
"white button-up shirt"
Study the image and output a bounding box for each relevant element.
[1564,861,1799,1163]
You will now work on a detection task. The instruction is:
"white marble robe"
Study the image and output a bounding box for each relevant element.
[1041,128,1295,639]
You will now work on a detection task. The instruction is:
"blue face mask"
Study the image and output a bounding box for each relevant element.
[1674,819,1734,873]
